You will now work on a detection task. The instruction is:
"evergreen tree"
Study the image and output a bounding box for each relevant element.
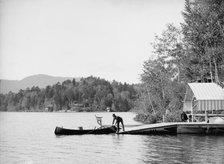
[182,0,224,82]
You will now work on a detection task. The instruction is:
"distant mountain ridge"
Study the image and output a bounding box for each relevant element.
[0,74,79,94]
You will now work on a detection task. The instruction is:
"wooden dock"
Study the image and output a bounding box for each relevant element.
[119,122,224,135]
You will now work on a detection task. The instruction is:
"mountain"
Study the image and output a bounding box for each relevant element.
[0,74,79,94]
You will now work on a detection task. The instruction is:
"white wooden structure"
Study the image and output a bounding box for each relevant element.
[183,83,224,121]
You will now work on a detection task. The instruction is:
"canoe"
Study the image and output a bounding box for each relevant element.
[54,126,117,135]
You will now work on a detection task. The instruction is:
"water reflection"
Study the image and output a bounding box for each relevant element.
[140,135,224,164]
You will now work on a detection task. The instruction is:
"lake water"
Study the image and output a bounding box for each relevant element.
[0,112,224,164]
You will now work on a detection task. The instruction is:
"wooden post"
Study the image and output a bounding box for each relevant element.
[205,110,209,123]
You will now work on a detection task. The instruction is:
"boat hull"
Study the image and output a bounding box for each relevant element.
[55,126,117,135]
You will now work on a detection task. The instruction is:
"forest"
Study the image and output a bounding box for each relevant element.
[0,77,138,112]
[0,1,224,120]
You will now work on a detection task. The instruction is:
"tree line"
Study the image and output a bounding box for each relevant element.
[134,0,224,123]
[0,76,138,112]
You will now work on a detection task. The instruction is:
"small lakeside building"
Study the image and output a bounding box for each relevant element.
[118,82,224,135]
[183,83,224,122]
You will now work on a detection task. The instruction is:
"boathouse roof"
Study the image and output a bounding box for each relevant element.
[183,83,224,112]
[187,83,224,100]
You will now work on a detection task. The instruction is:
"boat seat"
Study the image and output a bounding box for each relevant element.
[95,115,103,127]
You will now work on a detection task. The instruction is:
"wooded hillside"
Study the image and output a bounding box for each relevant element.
[0,76,138,112]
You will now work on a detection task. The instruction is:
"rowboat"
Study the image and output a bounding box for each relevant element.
[54,126,117,135]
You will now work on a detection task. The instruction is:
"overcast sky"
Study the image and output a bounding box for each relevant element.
[0,0,185,84]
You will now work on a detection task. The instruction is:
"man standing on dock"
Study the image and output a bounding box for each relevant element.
[181,111,188,122]
[112,114,125,133]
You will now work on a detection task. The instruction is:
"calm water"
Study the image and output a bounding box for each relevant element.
[0,112,224,164]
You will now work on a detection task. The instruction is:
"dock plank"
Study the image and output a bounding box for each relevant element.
[118,122,224,135]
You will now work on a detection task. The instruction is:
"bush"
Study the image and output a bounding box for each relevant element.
[134,112,162,124]
[164,110,182,122]
[134,113,148,122]
[144,113,158,124]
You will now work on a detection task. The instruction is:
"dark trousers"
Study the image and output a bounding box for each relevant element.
[116,119,125,132]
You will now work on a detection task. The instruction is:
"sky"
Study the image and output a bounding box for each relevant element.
[0,0,185,84]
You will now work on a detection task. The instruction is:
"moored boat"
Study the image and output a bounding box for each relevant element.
[54,126,117,135]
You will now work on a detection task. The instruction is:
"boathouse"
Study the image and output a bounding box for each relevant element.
[183,83,224,115]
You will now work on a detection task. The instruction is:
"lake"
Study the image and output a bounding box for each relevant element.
[0,112,224,164]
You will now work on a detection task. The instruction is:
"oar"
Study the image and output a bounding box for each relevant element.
[103,124,142,127]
